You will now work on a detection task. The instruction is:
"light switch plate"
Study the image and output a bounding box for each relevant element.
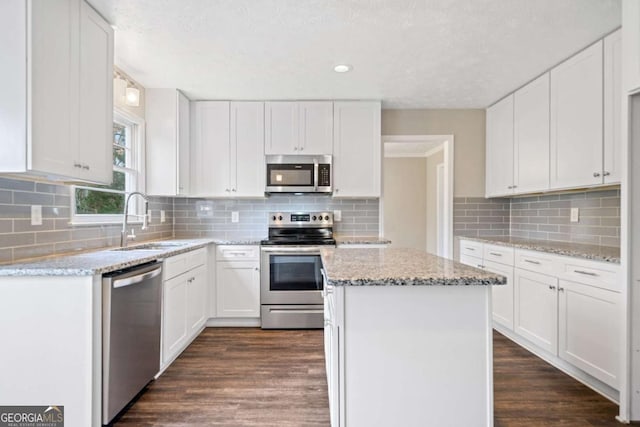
[333,210,342,221]
[570,207,579,223]
[231,211,239,223]
[160,210,166,223]
[31,205,42,226]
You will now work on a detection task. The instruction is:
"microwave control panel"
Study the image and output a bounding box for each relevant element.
[318,164,331,187]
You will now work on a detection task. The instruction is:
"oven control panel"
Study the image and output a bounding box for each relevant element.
[269,212,333,227]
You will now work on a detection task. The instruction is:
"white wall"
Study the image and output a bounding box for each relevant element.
[426,149,444,254]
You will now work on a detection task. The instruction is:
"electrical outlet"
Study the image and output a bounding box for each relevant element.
[570,207,579,223]
[333,210,342,221]
[231,211,239,223]
[31,205,42,226]
[160,210,166,223]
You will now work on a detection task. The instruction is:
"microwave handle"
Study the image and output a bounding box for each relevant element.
[313,159,319,191]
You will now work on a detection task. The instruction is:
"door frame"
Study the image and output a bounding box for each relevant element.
[380,135,454,259]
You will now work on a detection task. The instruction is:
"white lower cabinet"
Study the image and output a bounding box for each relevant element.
[161,248,208,369]
[459,239,621,395]
[215,245,260,318]
[514,268,558,354]
[558,279,620,388]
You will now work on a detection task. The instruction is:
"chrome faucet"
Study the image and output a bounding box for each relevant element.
[120,191,150,247]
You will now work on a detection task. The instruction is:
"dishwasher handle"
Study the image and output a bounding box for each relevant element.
[113,267,162,289]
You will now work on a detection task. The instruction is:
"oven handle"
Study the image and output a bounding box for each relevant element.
[260,246,328,253]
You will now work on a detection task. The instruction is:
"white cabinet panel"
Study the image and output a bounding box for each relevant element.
[216,260,260,318]
[604,29,622,184]
[146,89,190,196]
[0,0,113,184]
[78,0,113,184]
[191,101,230,197]
[333,101,381,197]
[550,41,603,190]
[558,279,620,389]
[299,101,333,154]
[514,268,558,354]
[232,102,265,197]
[162,274,188,366]
[514,73,550,194]
[485,95,514,197]
[265,102,299,155]
[485,260,514,331]
[187,265,207,334]
[265,101,333,155]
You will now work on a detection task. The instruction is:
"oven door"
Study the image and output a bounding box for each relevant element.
[260,246,325,305]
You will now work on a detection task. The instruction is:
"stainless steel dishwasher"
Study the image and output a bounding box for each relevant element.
[102,261,162,425]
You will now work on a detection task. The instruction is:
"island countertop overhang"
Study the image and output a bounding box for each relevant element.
[320,247,507,286]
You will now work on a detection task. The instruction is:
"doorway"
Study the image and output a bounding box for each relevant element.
[380,135,454,258]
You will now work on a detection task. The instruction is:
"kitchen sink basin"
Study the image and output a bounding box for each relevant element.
[112,242,189,251]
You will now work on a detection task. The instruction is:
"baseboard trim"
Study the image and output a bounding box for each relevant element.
[206,318,261,327]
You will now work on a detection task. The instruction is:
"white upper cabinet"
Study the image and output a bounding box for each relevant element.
[146,89,191,196]
[603,29,622,184]
[485,95,514,197]
[231,101,265,197]
[191,101,230,197]
[265,101,333,155]
[299,102,333,154]
[623,1,640,93]
[550,41,603,190]
[0,0,113,184]
[265,102,298,154]
[191,101,264,197]
[514,73,550,194]
[333,101,381,198]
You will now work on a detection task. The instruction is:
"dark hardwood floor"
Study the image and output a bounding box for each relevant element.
[115,328,622,426]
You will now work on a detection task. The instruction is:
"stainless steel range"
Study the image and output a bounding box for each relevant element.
[260,212,335,329]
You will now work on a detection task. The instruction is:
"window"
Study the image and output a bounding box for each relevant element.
[71,109,145,224]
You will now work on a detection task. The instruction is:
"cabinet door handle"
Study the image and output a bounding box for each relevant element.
[549,285,556,290]
[294,147,298,151]
[574,269,598,277]
[558,287,565,292]
[82,164,90,170]
[512,185,517,189]
[507,186,513,189]
[465,247,475,251]
[593,172,601,178]
[524,259,541,265]
[231,188,236,192]
[476,264,485,269]
[489,252,502,257]
[225,189,230,192]
[73,162,82,168]
[603,171,611,177]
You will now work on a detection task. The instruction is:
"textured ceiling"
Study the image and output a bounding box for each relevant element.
[88,0,621,108]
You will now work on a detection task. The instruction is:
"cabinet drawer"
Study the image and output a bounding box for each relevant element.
[515,249,562,276]
[164,247,207,280]
[459,240,483,258]
[459,254,484,269]
[216,245,259,261]
[483,244,514,265]
[559,259,620,292]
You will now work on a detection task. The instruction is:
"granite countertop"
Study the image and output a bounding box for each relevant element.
[320,247,506,286]
[457,236,620,264]
[335,236,392,245]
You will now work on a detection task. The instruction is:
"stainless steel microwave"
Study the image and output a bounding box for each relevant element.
[265,155,332,194]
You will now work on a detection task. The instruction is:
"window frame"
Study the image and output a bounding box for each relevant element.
[70,108,146,225]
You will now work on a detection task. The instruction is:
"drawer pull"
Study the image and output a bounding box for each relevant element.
[524,259,541,265]
[465,247,476,251]
[476,264,485,269]
[226,251,248,256]
[574,269,598,277]
[558,287,565,292]
[549,285,556,290]
[489,252,502,257]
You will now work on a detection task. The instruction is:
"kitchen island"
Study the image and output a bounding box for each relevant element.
[320,247,506,427]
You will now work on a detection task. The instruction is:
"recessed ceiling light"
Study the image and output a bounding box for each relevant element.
[334,64,352,73]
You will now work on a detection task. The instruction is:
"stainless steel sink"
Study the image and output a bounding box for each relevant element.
[112,242,189,251]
